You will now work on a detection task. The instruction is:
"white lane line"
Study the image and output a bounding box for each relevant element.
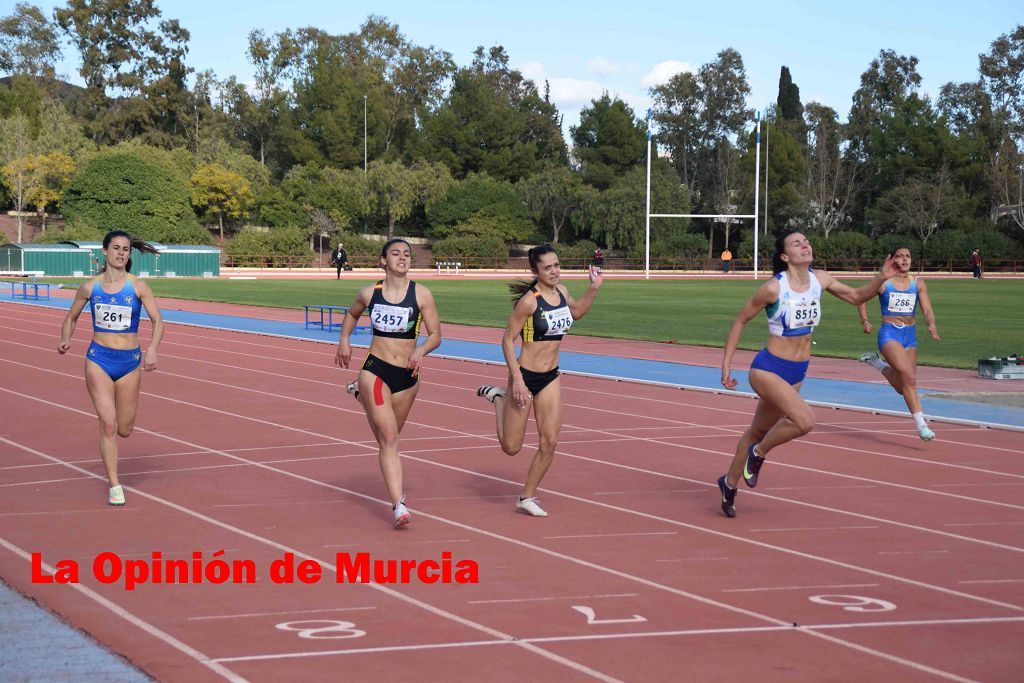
[188,607,377,621]
[656,557,730,562]
[722,583,880,593]
[0,476,95,487]
[958,579,1024,585]
[469,593,639,605]
[592,489,706,495]
[878,550,950,555]
[750,526,879,532]
[543,532,678,540]
[0,536,244,682]
[944,521,1024,527]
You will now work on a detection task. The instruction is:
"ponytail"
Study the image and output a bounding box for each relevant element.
[101,230,158,274]
[509,244,558,303]
[771,230,801,275]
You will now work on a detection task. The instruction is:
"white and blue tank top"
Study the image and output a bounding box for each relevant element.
[90,276,143,334]
[765,270,822,337]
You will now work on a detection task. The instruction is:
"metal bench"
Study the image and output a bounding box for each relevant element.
[304,305,369,333]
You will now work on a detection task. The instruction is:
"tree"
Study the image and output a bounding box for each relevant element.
[54,0,192,144]
[650,48,752,205]
[517,165,593,244]
[61,152,207,243]
[0,3,61,78]
[804,103,863,240]
[415,46,566,182]
[426,172,532,241]
[979,25,1024,233]
[776,66,804,123]
[570,94,646,190]
[365,159,452,238]
[584,158,689,253]
[190,163,254,241]
[0,112,33,240]
[870,167,957,258]
[17,151,76,231]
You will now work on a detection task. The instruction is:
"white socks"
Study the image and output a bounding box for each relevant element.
[912,412,927,429]
[869,357,890,371]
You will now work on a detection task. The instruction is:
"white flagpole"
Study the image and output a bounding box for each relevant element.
[753,111,761,279]
[645,108,653,280]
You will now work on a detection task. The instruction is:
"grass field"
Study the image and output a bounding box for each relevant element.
[28,276,1023,369]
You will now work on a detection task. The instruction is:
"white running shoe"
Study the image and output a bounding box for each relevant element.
[477,385,506,403]
[108,485,125,506]
[918,425,936,441]
[515,496,548,517]
[346,381,360,399]
[858,351,879,364]
[392,498,411,529]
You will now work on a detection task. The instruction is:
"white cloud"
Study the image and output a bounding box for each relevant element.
[641,60,695,88]
[517,60,547,83]
[587,56,619,78]
[547,77,607,107]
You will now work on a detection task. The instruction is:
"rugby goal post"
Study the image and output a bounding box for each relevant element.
[644,110,762,278]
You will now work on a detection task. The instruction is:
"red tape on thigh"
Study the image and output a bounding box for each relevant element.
[373,376,385,406]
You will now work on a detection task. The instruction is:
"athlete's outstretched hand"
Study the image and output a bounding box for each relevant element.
[880,254,898,280]
[57,341,71,354]
[588,264,603,288]
[143,348,158,372]
[928,324,941,341]
[861,319,872,334]
[721,366,738,391]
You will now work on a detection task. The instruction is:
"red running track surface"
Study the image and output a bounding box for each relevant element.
[1,300,1022,682]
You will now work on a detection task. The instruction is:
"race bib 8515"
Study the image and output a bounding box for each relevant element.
[786,297,821,329]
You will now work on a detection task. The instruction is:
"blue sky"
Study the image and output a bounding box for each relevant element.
[31,0,1023,133]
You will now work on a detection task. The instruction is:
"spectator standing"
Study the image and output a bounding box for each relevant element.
[721,248,733,274]
[971,248,982,279]
[592,248,604,268]
[334,243,349,279]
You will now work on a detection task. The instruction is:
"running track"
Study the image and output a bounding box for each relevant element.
[1,300,1022,682]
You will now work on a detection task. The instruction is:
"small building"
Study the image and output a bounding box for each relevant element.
[59,241,220,277]
[0,243,92,275]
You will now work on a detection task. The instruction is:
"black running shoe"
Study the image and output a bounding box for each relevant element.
[717,475,736,518]
[742,443,765,488]
[477,385,505,403]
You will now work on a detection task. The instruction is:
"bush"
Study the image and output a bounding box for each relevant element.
[32,223,105,243]
[430,234,507,264]
[737,229,775,262]
[61,152,208,244]
[874,234,922,260]
[967,228,1024,260]
[224,227,310,266]
[629,232,709,260]
[426,173,532,241]
[553,240,599,268]
[920,230,965,264]
[815,231,873,266]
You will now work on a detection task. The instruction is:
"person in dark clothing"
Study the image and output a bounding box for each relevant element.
[971,248,982,279]
[333,243,349,279]
[592,248,604,268]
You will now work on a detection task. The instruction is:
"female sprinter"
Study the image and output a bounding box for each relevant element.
[716,231,896,518]
[335,239,441,529]
[476,245,603,517]
[58,230,164,506]
[856,247,941,440]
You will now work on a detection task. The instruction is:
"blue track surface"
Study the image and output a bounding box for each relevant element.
[21,297,1024,429]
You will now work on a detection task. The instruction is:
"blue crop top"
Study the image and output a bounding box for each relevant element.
[879,277,918,318]
[90,276,143,334]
